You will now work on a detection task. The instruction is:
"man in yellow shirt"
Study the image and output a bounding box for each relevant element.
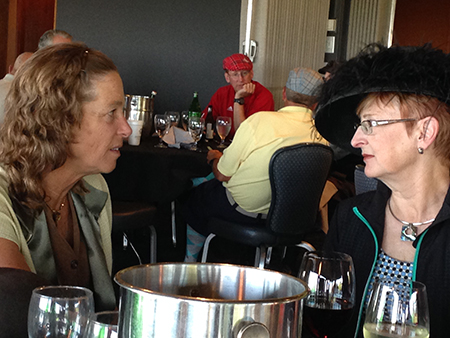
[182,67,327,262]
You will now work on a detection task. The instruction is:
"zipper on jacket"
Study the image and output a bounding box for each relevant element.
[412,228,428,280]
[352,207,379,338]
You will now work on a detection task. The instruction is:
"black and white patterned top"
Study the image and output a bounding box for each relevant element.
[365,248,414,310]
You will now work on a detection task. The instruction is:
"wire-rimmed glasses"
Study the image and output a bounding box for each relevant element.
[354,118,417,135]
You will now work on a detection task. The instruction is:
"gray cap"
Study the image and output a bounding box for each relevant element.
[286,67,324,96]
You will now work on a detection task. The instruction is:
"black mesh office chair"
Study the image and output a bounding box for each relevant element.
[354,164,378,195]
[200,143,334,269]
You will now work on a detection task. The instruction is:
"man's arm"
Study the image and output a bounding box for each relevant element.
[207,150,231,182]
[233,82,255,131]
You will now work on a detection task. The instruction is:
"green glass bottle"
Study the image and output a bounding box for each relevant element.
[188,91,202,118]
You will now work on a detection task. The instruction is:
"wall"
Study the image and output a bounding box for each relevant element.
[393,0,450,52]
[0,0,55,77]
[56,0,241,114]
[240,0,329,110]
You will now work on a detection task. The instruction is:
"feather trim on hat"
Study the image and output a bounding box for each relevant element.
[315,43,450,154]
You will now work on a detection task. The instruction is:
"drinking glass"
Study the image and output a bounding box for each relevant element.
[181,111,189,131]
[188,116,205,151]
[363,280,430,338]
[85,311,118,338]
[216,116,232,148]
[28,285,94,338]
[154,114,171,148]
[165,111,180,128]
[299,251,356,338]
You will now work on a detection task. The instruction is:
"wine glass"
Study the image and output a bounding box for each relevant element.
[85,311,118,338]
[28,285,94,338]
[299,251,356,338]
[188,116,205,151]
[154,114,171,148]
[165,111,180,128]
[216,116,232,148]
[363,280,429,338]
[181,111,189,131]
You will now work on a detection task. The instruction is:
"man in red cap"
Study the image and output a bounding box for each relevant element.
[202,53,274,136]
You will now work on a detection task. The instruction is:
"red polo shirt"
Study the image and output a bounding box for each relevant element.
[202,81,274,135]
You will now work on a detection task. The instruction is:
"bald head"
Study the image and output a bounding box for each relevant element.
[38,29,73,49]
[10,52,33,75]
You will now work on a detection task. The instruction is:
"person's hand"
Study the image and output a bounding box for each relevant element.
[235,82,255,99]
[207,150,222,165]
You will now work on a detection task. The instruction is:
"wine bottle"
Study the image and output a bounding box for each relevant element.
[205,105,214,140]
[188,92,202,118]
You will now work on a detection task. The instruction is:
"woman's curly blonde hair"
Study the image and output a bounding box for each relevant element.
[0,43,118,212]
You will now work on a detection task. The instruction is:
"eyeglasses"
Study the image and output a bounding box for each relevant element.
[227,70,250,78]
[354,118,417,135]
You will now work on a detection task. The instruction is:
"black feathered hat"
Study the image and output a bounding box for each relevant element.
[314,44,450,154]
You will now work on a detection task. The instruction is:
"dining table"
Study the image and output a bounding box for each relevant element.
[103,133,222,262]
[103,134,216,204]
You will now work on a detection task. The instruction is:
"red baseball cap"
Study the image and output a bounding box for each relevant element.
[223,53,253,71]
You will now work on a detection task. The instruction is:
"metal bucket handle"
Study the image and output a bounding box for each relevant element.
[236,322,270,338]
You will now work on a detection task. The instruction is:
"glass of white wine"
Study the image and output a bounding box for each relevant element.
[216,116,232,148]
[363,280,430,338]
[85,310,118,338]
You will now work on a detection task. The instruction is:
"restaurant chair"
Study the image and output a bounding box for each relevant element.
[354,164,378,195]
[0,268,49,337]
[201,143,334,269]
[112,201,158,264]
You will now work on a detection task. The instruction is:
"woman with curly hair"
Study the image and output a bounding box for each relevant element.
[315,44,450,337]
[0,43,131,311]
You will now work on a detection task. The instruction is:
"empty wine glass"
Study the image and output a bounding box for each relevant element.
[154,114,171,148]
[165,111,180,128]
[181,111,189,131]
[85,311,118,338]
[363,280,430,338]
[188,116,205,151]
[216,116,232,148]
[299,251,356,338]
[28,285,94,338]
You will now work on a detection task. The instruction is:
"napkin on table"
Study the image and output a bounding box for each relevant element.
[163,127,195,148]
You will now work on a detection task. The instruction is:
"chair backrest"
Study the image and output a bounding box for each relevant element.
[354,164,378,195]
[267,143,333,236]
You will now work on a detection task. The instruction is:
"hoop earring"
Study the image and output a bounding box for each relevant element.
[418,147,424,154]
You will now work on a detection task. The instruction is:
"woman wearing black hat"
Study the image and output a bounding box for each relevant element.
[315,44,450,338]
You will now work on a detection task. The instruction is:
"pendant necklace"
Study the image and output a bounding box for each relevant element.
[388,199,435,242]
[45,199,66,222]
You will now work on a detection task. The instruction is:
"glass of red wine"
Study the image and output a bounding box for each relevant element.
[298,251,356,338]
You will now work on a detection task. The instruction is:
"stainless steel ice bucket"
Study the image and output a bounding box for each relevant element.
[124,94,154,138]
[114,263,309,338]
